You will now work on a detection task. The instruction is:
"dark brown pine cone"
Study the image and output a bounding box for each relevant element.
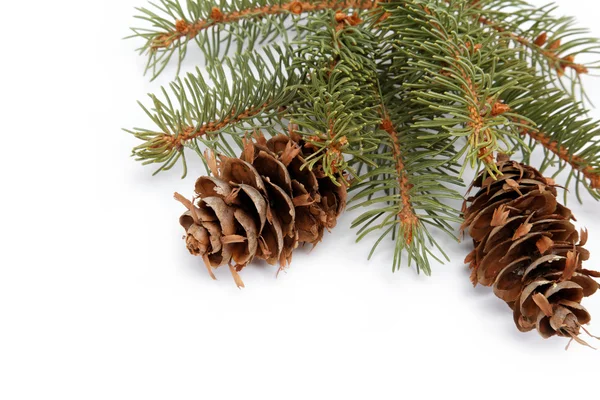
[462,155,600,347]
[175,132,347,287]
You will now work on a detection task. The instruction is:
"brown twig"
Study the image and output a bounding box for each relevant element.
[438,38,495,166]
[520,128,600,189]
[380,117,418,245]
[470,98,600,190]
[441,0,588,76]
[480,99,600,189]
[159,102,273,151]
[463,73,496,166]
[152,0,378,51]
[477,17,588,76]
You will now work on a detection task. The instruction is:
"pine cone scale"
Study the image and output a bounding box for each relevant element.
[263,178,295,235]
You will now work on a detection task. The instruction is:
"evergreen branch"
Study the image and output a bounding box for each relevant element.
[349,103,464,274]
[379,116,419,245]
[453,47,498,171]
[459,0,600,98]
[476,13,588,77]
[286,10,463,273]
[389,1,600,200]
[130,0,377,79]
[290,10,381,182]
[497,67,600,200]
[383,2,600,199]
[150,0,375,49]
[341,9,464,273]
[126,47,299,176]
[132,100,273,162]
[382,2,528,174]
[520,128,600,191]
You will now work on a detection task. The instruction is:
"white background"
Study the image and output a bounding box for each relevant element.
[1,1,599,399]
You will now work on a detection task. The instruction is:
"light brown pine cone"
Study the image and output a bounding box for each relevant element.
[462,155,600,347]
[175,133,347,287]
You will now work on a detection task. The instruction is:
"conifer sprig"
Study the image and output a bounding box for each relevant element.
[380,2,532,175]
[282,11,463,271]
[379,1,600,199]
[349,108,464,274]
[507,85,600,201]
[290,11,381,183]
[126,46,298,176]
[129,0,377,79]
[462,0,600,99]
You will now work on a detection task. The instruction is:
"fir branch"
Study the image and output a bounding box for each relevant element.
[285,10,463,273]
[460,0,600,99]
[476,13,588,76]
[381,2,600,199]
[496,67,600,200]
[290,10,381,182]
[150,0,375,48]
[520,128,600,191]
[381,2,529,174]
[131,100,274,166]
[349,103,464,274]
[130,0,377,79]
[342,8,463,273]
[126,47,299,176]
